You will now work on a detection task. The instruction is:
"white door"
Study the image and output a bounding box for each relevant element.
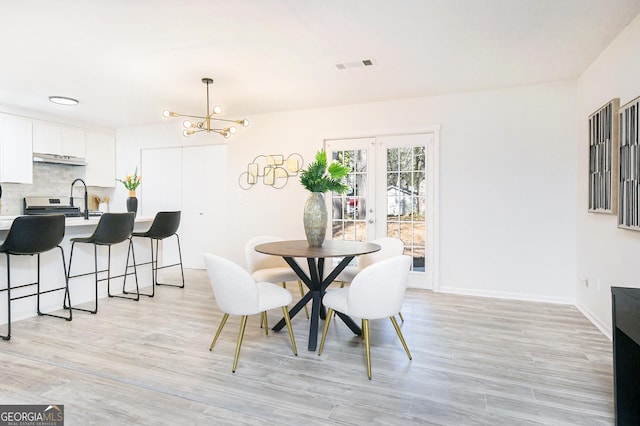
[140,147,183,216]
[181,145,228,269]
[141,145,228,269]
[326,132,436,289]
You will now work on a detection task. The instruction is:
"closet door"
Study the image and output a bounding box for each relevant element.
[181,144,228,269]
[141,145,228,269]
[140,147,183,216]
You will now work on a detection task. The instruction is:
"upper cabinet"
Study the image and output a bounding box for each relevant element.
[85,131,116,187]
[33,121,85,158]
[0,113,33,184]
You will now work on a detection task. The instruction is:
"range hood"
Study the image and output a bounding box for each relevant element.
[33,152,86,166]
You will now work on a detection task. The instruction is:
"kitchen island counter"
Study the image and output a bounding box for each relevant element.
[1,215,154,328]
[0,215,153,231]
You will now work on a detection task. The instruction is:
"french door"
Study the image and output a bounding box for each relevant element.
[326,132,436,289]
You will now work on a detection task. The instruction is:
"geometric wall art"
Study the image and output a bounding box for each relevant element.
[589,98,619,214]
[238,153,304,190]
[618,96,640,230]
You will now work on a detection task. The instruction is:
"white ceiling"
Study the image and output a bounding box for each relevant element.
[1,0,639,129]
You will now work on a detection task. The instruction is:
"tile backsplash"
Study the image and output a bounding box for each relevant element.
[0,163,114,216]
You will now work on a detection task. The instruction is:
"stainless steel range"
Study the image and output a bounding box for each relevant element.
[23,196,82,217]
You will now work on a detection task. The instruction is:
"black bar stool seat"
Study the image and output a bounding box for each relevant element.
[130,211,184,297]
[67,212,139,314]
[0,214,71,341]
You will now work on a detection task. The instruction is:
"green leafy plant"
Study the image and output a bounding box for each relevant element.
[299,149,350,193]
[116,167,142,191]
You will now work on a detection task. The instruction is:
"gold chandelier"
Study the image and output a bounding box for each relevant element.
[162,77,249,138]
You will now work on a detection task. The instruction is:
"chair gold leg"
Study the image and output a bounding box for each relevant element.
[390,316,412,360]
[263,312,269,335]
[232,315,248,372]
[318,308,334,355]
[210,313,229,351]
[363,319,372,380]
[298,280,309,319]
[282,306,298,356]
[398,311,405,322]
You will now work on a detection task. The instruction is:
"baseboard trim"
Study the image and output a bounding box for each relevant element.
[437,286,574,305]
[575,303,612,340]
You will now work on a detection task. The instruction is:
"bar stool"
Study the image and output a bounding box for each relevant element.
[0,214,71,340]
[67,212,139,314]
[129,211,184,297]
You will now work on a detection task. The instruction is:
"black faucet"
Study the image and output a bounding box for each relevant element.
[71,178,89,220]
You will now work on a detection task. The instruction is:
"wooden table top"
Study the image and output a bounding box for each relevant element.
[255,240,380,258]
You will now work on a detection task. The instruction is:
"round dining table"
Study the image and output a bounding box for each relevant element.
[255,239,380,351]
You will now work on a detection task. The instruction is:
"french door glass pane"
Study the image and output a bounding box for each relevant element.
[331,149,367,241]
[386,146,426,271]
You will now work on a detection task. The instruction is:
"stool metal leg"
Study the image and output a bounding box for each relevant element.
[132,237,156,297]
[112,238,139,301]
[154,234,185,288]
[132,234,185,295]
[36,248,72,322]
[2,254,11,340]
[65,241,99,314]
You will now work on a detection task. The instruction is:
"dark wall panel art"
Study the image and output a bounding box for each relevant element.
[589,98,619,214]
[619,96,640,230]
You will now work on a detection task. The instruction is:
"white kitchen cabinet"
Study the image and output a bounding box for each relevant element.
[141,144,228,269]
[61,126,85,157]
[33,121,85,157]
[85,131,116,187]
[0,113,33,183]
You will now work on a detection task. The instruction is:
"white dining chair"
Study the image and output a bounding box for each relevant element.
[318,255,412,379]
[335,237,406,321]
[203,253,297,372]
[245,235,309,320]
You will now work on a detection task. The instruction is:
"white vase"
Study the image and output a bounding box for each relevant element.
[303,192,327,247]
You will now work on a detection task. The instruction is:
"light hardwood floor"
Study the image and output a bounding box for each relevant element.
[0,269,614,425]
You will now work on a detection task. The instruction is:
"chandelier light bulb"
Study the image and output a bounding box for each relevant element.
[183,120,193,128]
[241,119,249,127]
[162,110,170,118]
[229,126,237,134]
[213,105,222,114]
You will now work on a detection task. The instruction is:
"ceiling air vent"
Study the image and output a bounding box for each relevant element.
[335,58,376,70]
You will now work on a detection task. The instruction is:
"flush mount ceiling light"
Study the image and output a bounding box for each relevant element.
[48,96,79,106]
[162,77,249,138]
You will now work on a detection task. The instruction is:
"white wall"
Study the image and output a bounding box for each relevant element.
[576,13,640,336]
[118,80,577,304]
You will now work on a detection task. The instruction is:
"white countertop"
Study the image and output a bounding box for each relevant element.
[0,215,153,231]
